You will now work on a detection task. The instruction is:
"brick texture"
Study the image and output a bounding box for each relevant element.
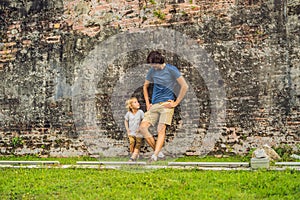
[0,0,299,157]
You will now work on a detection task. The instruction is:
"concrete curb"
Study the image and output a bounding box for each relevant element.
[0,161,60,165]
[0,160,299,171]
[168,162,249,167]
[275,162,300,166]
[0,164,299,171]
[76,161,147,165]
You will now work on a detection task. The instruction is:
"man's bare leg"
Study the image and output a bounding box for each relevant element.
[153,123,167,156]
[139,121,156,150]
[145,137,156,150]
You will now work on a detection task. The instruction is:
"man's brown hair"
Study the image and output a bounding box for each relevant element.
[147,51,164,64]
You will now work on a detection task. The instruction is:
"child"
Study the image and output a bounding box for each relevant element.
[124,97,144,161]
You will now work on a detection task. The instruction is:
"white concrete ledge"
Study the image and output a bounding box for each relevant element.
[0,161,60,165]
[0,164,299,171]
[76,161,147,165]
[275,162,300,166]
[168,162,250,167]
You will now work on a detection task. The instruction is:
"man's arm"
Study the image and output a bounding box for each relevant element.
[165,76,189,108]
[143,80,152,111]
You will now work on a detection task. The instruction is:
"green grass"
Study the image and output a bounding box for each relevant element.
[0,155,299,199]
[0,156,299,199]
[0,155,98,165]
[0,167,299,200]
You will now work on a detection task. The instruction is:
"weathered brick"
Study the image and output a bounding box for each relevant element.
[0,0,299,157]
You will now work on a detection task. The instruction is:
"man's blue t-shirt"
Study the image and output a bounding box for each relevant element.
[146,64,181,104]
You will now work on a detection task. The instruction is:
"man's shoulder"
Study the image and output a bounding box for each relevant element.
[146,67,154,78]
[166,63,179,71]
[166,63,176,68]
[166,63,181,77]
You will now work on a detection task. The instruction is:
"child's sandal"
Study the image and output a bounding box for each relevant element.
[128,157,136,162]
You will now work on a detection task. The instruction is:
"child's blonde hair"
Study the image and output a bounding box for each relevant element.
[126,97,138,112]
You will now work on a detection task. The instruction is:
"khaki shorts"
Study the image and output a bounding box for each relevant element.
[142,102,175,126]
[128,135,142,150]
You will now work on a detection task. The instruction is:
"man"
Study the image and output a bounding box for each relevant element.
[139,51,189,163]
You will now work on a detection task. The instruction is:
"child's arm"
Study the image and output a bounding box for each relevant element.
[124,120,130,136]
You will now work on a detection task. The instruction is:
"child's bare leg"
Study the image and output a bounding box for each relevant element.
[130,149,139,159]
[131,137,142,159]
[128,136,135,154]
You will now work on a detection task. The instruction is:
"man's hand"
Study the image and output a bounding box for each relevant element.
[147,103,152,111]
[162,100,177,108]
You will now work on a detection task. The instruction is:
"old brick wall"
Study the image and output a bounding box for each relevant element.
[0,0,299,157]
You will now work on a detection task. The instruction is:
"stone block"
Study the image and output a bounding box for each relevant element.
[251,157,270,169]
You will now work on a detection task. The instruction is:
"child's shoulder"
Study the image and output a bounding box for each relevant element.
[138,109,144,113]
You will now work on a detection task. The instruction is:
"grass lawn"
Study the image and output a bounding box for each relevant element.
[0,167,299,200]
[0,156,299,199]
